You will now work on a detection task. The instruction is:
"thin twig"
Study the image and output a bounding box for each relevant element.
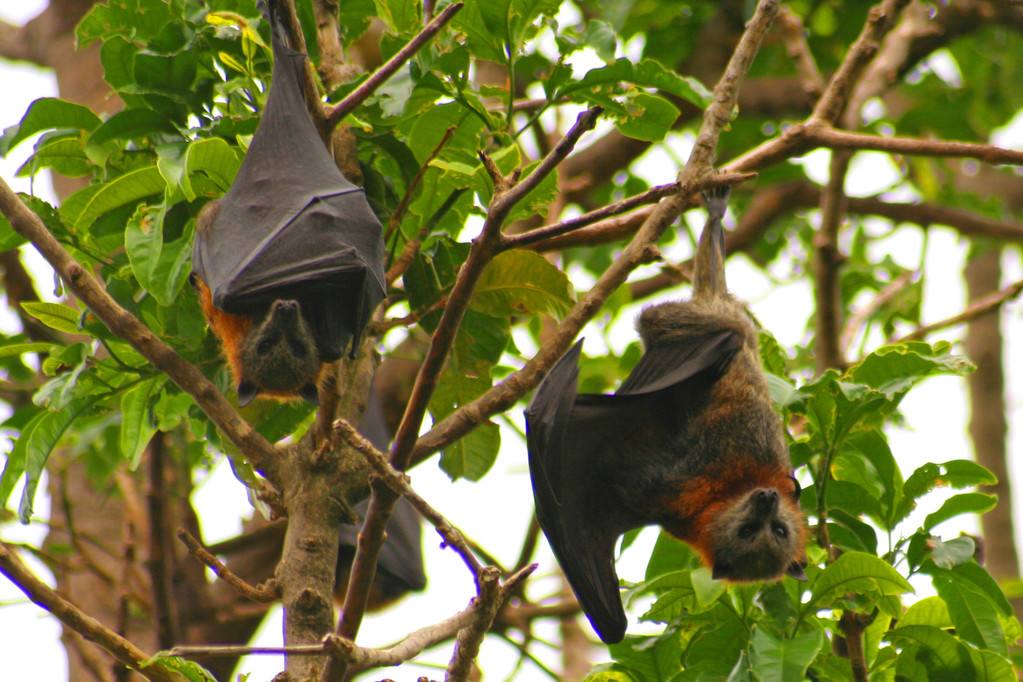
[0,542,178,682]
[0,179,280,480]
[778,7,824,97]
[326,3,465,128]
[333,419,485,577]
[897,277,1023,342]
[176,529,279,603]
[841,270,916,352]
[810,0,911,124]
[805,124,1023,166]
[385,125,458,241]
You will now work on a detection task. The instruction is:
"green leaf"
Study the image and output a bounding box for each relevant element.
[120,377,165,470]
[0,342,56,358]
[125,205,195,306]
[889,625,975,678]
[616,92,680,142]
[923,492,997,531]
[76,0,175,47]
[0,409,43,508]
[748,625,824,682]
[182,137,241,199]
[607,631,683,682]
[0,98,100,154]
[471,249,575,319]
[846,341,974,401]
[945,561,1013,617]
[88,108,177,146]
[372,0,419,34]
[808,551,912,610]
[933,572,1006,655]
[141,654,217,682]
[559,57,712,108]
[17,136,92,178]
[439,421,500,481]
[63,165,166,231]
[900,596,952,628]
[18,400,91,522]
[21,302,82,335]
[896,459,997,525]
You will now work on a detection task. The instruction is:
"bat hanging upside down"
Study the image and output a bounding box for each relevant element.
[191,0,385,406]
[525,186,807,644]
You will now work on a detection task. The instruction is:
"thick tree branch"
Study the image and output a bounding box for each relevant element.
[805,124,1023,166]
[814,151,851,374]
[0,543,178,682]
[0,180,280,481]
[326,3,464,128]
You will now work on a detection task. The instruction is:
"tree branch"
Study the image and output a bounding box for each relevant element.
[897,277,1023,343]
[176,529,279,603]
[813,151,851,374]
[810,0,911,125]
[325,2,464,128]
[0,542,178,682]
[804,124,1023,166]
[0,180,280,481]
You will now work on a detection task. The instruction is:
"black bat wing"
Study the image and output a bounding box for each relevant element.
[525,333,741,643]
[192,9,385,359]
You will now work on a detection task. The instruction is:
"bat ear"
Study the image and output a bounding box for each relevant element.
[786,561,808,581]
[787,474,802,503]
[299,383,319,405]
[187,272,199,289]
[238,380,259,407]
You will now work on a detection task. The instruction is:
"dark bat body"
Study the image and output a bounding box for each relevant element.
[191,0,385,405]
[525,187,806,644]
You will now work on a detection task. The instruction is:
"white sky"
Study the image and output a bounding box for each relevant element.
[0,2,1022,681]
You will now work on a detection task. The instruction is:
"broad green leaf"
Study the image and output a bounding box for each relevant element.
[900,596,952,628]
[120,377,165,470]
[19,400,92,522]
[889,625,975,678]
[0,342,56,358]
[17,136,91,177]
[0,410,44,508]
[607,631,683,682]
[471,250,575,319]
[896,459,997,525]
[88,108,177,146]
[946,561,1013,617]
[559,58,713,108]
[0,98,100,154]
[616,92,680,142]
[64,165,166,231]
[808,551,912,610]
[933,572,1006,655]
[21,302,82,335]
[76,0,176,47]
[765,372,800,408]
[439,420,500,481]
[923,492,997,531]
[182,137,241,198]
[372,0,419,34]
[748,625,824,682]
[141,654,217,682]
[845,341,974,401]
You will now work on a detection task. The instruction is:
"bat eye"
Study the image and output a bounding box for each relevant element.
[738,523,757,539]
[771,522,788,539]
[257,339,275,354]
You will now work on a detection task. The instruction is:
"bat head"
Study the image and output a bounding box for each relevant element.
[706,486,807,582]
[238,299,321,406]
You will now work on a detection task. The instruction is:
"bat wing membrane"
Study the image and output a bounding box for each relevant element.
[526,331,742,643]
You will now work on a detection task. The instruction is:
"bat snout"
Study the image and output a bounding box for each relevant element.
[750,488,778,516]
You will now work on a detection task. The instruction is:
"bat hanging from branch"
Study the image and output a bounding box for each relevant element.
[525,186,807,644]
[191,0,385,406]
